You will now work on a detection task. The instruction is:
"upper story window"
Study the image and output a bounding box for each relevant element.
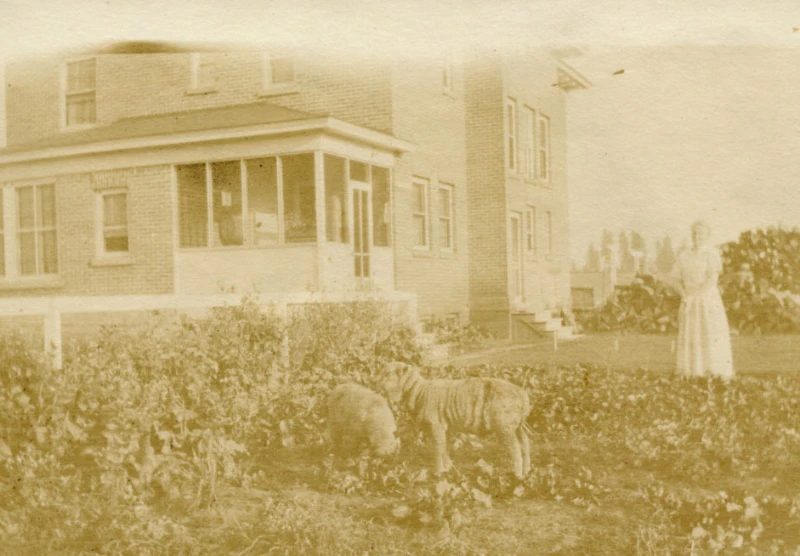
[64,58,96,128]
[261,53,297,95]
[537,114,551,182]
[189,53,217,92]
[523,106,536,179]
[506,98,518,172]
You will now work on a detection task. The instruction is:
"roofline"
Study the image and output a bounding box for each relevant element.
[0,116,415,167]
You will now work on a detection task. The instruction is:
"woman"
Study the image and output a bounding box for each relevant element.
[673,221,734,381]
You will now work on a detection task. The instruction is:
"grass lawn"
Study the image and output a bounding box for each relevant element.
[453,333,800,375]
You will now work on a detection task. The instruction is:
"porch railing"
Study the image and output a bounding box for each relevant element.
[0,291,419,370]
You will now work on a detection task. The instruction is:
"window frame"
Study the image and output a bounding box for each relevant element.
[437,183,455,252]
[187,53,218,95]
[95,188,131,260]
[411,178,430,250]
[525,205,537,257]
[260,53,298,96]
[15,183,58,277]
[523,106,536,179]
[61,57,97,130]
[506,98,518,173]
[537,113,551,183]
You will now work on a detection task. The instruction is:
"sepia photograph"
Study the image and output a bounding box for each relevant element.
[0,1,799,553]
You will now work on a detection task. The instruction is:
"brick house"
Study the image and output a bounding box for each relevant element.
[0,43,588,339]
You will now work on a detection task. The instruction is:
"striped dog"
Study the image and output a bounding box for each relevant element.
[382,362,533,478]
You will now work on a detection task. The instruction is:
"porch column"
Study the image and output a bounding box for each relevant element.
[314,151,327,291]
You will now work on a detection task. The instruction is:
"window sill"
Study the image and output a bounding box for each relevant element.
[178,242,315,253]
[61,122,97,133]
[438,249,457,259]
[0,276,65,291]
[412,247,434,258]
[185,87,218,96]
[257,84,299,97]
[90,255,135,268]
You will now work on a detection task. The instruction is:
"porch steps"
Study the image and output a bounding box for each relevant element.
[511,310,577,344]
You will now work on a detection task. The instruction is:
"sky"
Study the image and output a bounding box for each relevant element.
[1,0,800,264]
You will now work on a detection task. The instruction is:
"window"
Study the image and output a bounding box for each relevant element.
[324,155,348,244]
[17,185,57,276]
[506,98,518,172]
[412,179,429,248]
[442,57,454,93]
[99,190,129,254]
[177,164,208,248]
[189,53,217,91]
[372,166,391,247]
[178,154,317,248]
[246,157,280,246]
[64,58,96,127]
[438,184,454,250]
[263,53,295,90]
[544,210,553,256]
[524,107,536,179]
[282,154,316,243]
[526,206,536,255]
[537,114,551,182]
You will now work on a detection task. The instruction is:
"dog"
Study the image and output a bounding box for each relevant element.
[382,362,532,478]
[326,382,401,459]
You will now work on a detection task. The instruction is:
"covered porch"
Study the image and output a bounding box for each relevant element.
[157,103,415,295]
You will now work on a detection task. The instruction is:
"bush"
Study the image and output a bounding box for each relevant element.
[0,297,424,553]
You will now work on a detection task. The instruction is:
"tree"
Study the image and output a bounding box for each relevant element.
[656,235,676,275]
[584,243,601,271]
[619,231,635,273]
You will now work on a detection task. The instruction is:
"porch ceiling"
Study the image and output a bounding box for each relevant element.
[0,100,415,167]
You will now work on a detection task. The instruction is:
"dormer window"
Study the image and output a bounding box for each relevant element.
[64,58,96,127]
[260,53,297,96]
[189,53,217,93]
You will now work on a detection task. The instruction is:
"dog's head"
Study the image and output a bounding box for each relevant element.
[382,361,420,403]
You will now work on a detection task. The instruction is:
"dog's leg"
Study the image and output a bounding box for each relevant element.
[517,426,531,476]
[429,421,447,476]
[499,428,523,478]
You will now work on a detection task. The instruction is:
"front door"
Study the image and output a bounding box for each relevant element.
[351,184,371,279]
[509,213,524,303]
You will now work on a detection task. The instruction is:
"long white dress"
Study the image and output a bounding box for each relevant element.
[674,245,735,380]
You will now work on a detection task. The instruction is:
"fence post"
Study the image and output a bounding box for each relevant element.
[43,300,63,370]
[277,301,290,370]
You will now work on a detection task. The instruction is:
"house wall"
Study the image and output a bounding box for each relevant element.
[0,164,174,298]
[4,51,395,147]
[390,57,470,323]
[464,54,511,336]
[502,51,571,312]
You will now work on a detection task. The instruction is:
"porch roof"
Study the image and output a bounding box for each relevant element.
[0,100,415,166]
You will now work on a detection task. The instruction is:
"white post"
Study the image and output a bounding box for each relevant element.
[43,300,62,370]
[314,151,326,291]
[553,331,558,352]
[277,301,290,370]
